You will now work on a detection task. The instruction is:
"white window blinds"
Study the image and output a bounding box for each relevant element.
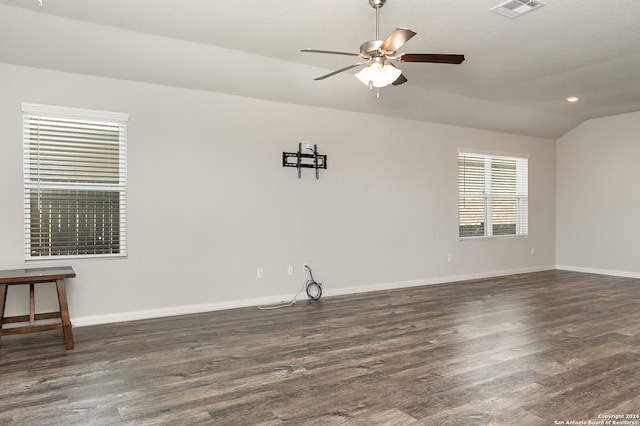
[22,103,128,260]
[458,149,528,239]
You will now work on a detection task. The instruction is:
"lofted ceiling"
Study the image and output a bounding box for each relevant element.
[0,0,639,139]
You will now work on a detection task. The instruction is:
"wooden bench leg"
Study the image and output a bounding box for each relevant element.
[55,279,74,350]
[29,284,36,325]
[0,283,7,335]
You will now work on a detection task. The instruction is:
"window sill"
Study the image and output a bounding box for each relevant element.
[459,235,528,242]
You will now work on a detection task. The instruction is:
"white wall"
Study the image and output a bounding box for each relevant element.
[556,111,640,277]
[0,63,556,325]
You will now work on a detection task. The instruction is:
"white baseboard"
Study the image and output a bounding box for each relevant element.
[323,265,556,298]
[556,264,640,279]
[72,294,300,327]
[72,264,556,328]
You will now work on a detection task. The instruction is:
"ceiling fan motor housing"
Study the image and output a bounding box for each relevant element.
[360,40,388,57]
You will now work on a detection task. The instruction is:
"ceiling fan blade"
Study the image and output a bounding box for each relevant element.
[379,28,417,53]
[301,49,361,57]
[392,74,408,86]
[313,62,367,80]
[397,54,465,64]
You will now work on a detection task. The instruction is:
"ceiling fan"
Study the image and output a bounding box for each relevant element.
[301,0,465,91]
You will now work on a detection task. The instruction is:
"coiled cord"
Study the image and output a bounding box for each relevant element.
[304,265,322,301]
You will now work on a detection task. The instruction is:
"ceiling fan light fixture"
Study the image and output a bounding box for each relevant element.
[355,62,402,88]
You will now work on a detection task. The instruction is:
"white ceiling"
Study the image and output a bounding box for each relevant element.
[1,0,639,139]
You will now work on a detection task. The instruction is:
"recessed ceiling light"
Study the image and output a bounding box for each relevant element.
[566,96,580,103]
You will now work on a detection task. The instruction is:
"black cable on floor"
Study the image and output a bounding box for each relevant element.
[305,265,322,301]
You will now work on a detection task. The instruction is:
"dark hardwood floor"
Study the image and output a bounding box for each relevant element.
[1,270,640,425]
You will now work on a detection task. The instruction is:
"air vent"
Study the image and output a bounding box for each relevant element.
[490,0,546,18]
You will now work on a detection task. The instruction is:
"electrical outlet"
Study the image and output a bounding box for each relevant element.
[447,253,453,262]
[303,263,309,272]
[287,265,294,276]
[530,247,535,256]
[257,267,264,279]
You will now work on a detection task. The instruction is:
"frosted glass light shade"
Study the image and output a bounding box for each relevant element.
[355,62,402,88]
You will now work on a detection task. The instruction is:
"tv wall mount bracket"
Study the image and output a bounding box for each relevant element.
[282,142,327,179]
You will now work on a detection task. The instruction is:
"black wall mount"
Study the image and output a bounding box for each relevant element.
[282,142,327,179]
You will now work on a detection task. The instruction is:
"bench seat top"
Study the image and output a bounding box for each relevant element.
[0,266,76,284]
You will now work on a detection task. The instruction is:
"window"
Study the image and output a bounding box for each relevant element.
[458,149,528,239]
[22,103,128,260]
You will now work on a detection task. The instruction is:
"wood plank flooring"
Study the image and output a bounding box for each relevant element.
[1,270,640,425]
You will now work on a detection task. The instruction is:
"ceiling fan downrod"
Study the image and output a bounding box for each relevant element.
[369,0,386,41]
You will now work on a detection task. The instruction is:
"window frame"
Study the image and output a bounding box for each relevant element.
[22,103,129,262]
[458,148,528,240]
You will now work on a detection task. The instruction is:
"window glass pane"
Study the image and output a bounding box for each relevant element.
[458,155,485,195]
[492,197,517,235]
[26,116,120,184]
[491,158,516,195]
[29,189,121,257]
[459,196,485,237]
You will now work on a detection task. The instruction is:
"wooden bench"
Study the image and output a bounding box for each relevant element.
[0,266,75,349]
